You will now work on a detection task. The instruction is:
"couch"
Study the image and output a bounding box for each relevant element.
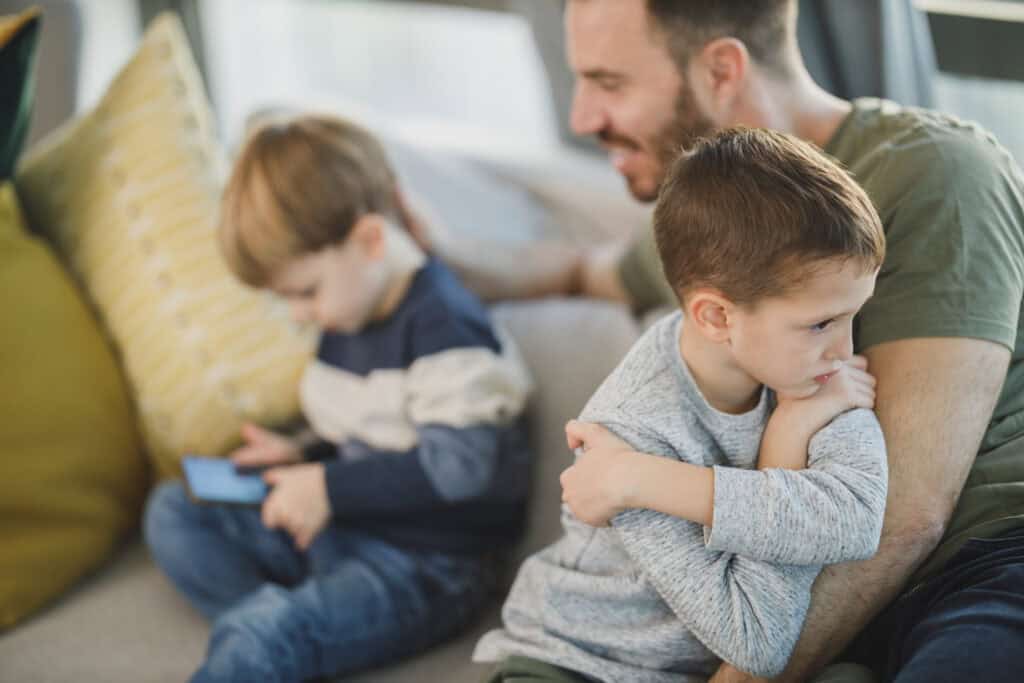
[0,6,649,681]
[0,297,642,683]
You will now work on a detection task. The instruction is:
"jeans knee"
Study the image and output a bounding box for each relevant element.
[144,482,197,559]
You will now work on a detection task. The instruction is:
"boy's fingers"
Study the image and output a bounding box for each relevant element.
[263,468,284,485]
[242,422,272,444]
[848,355,869,370]
[261,500,276,528]
[232,447,268,466]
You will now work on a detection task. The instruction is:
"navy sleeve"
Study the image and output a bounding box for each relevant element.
[301,439,338,462]
[324,424,502,518]
[410,306,500,359]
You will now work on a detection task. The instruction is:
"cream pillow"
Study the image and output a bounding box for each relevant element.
[16,14,315,479]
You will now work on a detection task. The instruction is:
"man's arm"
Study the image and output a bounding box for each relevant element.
[434,235,633,305]
[711,336,1010,683]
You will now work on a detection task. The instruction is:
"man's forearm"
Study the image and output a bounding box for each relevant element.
[435,237,583,301]
[774,521,943,681]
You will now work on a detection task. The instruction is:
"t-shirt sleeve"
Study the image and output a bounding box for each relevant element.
[618,227,679,315]
[855,136,1024,352]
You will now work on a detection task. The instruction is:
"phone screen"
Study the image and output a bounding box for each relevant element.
[182,455,269,505]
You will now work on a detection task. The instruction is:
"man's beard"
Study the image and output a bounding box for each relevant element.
[650,80,716,191]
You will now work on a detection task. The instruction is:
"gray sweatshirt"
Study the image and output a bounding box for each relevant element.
[474,312,888,682]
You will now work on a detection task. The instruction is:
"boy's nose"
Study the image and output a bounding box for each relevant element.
[290,301,312,324]
[827,334,855,362]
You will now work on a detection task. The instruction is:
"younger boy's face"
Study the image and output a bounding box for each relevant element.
[269,242,384,334]
[728,259,878,400]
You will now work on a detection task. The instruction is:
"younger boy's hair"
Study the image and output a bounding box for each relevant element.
[653,127,885,307]
[219,114,398,287]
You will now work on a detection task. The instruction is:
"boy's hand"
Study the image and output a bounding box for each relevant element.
[561,420,634,526]
[778,356,877,434]
[261,463,330,550]
[230,422,302,470]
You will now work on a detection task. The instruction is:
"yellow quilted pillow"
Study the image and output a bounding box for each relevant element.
[16,14,315,479]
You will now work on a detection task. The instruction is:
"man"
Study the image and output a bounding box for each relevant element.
[471,1,1024,681]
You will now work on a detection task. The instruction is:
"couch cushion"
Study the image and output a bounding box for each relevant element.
[0,181,148,629]
[0,7,40,178]
[15,13,315,479]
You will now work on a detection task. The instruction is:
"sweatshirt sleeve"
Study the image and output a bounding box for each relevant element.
[599,417,819,678]
[324,423,504,518]
[704,408,888,565]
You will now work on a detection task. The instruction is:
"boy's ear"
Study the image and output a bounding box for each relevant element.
[686,289,735,343]
[350,214,386,260]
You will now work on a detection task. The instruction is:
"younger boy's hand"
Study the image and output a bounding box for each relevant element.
[561,420,634,526]
[231,422,302,470]
[261,463,330,550]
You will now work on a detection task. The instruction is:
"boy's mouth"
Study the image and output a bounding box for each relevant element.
[814,370,838,385]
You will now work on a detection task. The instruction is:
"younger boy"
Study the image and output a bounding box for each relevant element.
[145,114,532,682]
[474,128,888,683]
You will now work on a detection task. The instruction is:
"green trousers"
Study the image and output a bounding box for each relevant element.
[483,656,592,683]
[484,657,877,683]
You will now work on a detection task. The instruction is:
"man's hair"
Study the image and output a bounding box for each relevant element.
[218,114,398,287]
[646,0,797,77]
[654,127,885,306]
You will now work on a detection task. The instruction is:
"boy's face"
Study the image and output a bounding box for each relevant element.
[727,260,878,399]
[269,240,385,334]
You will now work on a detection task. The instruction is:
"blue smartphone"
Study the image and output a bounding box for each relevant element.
[182,455,268,506]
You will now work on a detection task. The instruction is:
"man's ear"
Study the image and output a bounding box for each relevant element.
[350,213,386,260]
[688,37,749,121]
[686,288,736,344]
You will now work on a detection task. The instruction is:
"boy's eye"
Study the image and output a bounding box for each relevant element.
[810,319,834,333]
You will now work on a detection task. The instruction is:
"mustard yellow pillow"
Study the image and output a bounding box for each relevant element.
[0,182,148,629]
[15,14,315,479]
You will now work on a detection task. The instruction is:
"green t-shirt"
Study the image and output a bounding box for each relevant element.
[619,98,1024,584]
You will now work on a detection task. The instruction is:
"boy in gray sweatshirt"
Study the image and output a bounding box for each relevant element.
[474,128,889,683]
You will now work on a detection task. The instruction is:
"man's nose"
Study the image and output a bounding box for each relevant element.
[570,82,605,137]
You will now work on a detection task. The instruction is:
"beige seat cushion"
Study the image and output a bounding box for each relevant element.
[15,13,315,479]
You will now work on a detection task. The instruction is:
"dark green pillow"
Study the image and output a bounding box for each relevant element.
[0,8,41,180]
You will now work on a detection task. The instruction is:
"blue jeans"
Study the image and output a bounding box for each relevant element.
[145,482,494,683]
[840,527,1024,682]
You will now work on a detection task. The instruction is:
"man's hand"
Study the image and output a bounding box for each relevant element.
[261,463,330,550]
[230,422,303,470]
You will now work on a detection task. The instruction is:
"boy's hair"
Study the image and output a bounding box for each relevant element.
[654,127,885,307]
[219,114,398,287]
[646,0,797,79]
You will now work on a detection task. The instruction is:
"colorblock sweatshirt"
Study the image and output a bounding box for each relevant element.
[300,258,533,555]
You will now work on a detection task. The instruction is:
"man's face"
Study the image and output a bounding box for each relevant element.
[565,0,716,201]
